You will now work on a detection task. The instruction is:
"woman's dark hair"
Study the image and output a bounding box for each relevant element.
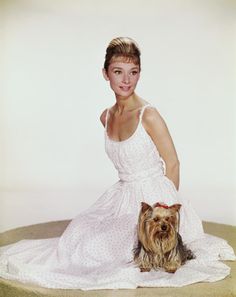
[104,37,141,72]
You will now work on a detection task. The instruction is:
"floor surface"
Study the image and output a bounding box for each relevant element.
[0,220,235,297]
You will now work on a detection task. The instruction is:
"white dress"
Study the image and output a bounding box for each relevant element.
[0,104,235,290]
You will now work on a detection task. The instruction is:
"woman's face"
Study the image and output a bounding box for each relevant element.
[103,60,140,98]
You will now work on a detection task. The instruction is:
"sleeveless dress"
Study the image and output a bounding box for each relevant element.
[0,104,235,290]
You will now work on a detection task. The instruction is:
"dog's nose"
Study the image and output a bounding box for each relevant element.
[161,224,167,231]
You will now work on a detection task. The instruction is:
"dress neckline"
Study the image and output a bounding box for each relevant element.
[105,104,151,144]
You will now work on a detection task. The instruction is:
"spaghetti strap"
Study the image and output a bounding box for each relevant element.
[139,104,152,124]
[105,108,110,130]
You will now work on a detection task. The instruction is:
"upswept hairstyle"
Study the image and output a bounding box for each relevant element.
[104,37,141,72]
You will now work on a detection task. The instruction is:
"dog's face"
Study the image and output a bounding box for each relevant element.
[138,202,181,253]
[151,203,181,237]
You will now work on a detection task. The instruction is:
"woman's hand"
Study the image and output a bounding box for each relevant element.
[142,107,180,191]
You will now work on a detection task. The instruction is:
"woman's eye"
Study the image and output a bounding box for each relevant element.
[114,70,122,74]
[131,71,138,75]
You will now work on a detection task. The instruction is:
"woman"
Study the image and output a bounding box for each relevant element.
[0,37,235,290]
[101,37,180,190]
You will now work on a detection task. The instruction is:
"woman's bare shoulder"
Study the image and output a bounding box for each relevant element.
[100,109,108,127]
[143,105,163,122]
[142,105,168,133]
[100,104,116,127]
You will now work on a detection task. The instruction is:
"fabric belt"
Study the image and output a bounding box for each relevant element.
[118,167,163,183]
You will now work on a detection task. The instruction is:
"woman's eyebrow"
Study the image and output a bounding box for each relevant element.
[111,66,139,70]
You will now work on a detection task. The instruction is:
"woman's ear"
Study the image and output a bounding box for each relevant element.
[102,68,109,81]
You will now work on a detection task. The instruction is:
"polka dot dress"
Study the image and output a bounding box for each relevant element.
[0,104,235,289]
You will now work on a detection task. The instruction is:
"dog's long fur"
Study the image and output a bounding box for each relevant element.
[133,202,195,273]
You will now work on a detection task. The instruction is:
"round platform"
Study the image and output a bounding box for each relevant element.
[0,220,235,297]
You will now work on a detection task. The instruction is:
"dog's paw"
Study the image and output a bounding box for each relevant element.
[164,262,180,273]
[165,267,177,273]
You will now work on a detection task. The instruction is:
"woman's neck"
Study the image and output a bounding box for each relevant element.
[114,93,141,114]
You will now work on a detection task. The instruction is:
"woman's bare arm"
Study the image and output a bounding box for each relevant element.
[142,107,180,191]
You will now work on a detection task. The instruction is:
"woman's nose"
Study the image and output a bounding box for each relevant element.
[122,73,130,84]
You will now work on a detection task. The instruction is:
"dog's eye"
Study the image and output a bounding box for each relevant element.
[154,217,160,222]
[166,217,170,221]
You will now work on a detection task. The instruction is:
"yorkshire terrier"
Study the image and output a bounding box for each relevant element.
[133,202,195,273]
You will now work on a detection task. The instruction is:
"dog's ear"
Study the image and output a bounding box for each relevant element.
[141,202,152,213]
[169,204,182,212]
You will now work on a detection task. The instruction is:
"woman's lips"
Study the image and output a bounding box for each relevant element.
[120,86,131,91]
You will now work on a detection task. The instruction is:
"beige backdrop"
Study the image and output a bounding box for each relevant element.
[0,0,235,232]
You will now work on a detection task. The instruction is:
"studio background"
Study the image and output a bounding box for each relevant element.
[0,0,235,232]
